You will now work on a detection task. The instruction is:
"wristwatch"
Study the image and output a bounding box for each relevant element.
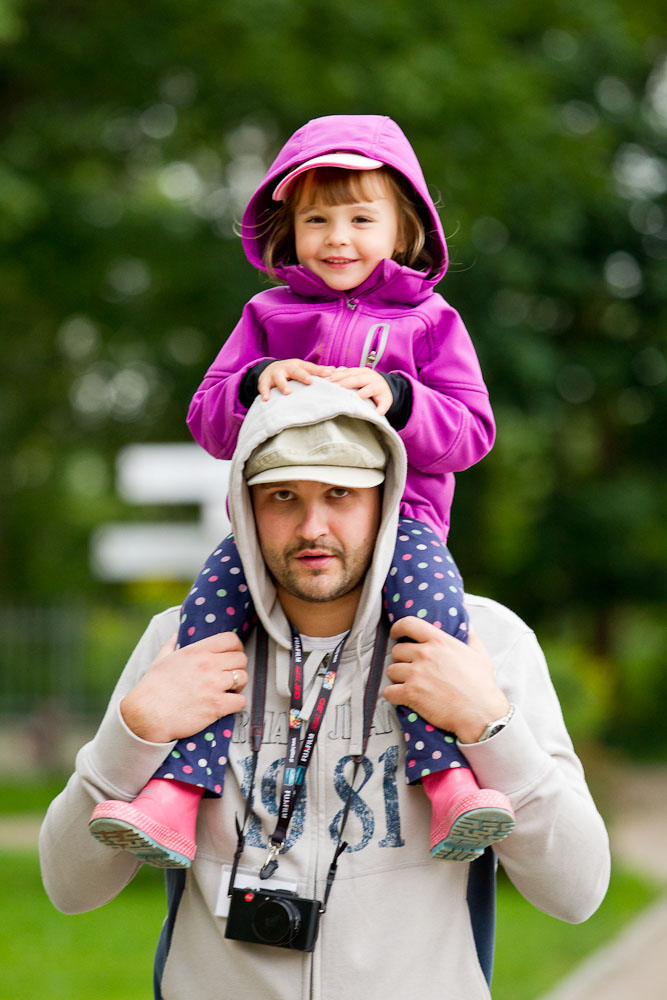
[477,703,515,742]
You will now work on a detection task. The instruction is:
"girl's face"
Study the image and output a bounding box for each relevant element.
[293,174,404,291]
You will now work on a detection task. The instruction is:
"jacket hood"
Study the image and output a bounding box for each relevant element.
[228,378,407,654]
[241,114,448,282]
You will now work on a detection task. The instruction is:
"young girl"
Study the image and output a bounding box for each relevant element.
[90,114,515,868]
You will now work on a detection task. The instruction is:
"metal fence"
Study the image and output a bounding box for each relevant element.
[0,605,88,716]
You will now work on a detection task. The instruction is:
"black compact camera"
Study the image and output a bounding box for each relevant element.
[225,886,322,952]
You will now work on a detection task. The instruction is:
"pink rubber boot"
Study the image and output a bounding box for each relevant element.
[422,767,515,861]
[89,778,203,868]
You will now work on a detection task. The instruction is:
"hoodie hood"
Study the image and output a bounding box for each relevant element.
[228,378,407,654]
[241,114,448,281]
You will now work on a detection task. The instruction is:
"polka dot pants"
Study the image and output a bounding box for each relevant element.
[387,518,471,783]
[152,518,470,795]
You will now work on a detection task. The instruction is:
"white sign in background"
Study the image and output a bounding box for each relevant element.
[91,444,231,581]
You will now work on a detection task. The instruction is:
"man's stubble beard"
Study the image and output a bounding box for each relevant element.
[265,540,373,605]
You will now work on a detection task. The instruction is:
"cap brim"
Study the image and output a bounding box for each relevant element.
[272,153,384,201]
[246,465,385,488]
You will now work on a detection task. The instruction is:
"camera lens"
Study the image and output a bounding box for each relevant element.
[252,897,301,945]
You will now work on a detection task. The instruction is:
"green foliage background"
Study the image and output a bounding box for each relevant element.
[1,0,665,753]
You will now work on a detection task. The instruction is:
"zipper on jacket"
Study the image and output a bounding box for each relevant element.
[309,863,318,1000]
[324,296,364,367]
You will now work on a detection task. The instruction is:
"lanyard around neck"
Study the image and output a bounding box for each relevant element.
[264,627,349,870]
[229,614,390,896]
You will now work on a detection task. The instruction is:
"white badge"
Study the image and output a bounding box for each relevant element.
[215,865,299,918]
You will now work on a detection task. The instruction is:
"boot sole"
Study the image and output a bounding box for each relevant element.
[431,806,515,861]
[89,804,195,869]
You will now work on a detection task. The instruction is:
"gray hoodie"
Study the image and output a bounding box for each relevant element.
[40,380,610,1000]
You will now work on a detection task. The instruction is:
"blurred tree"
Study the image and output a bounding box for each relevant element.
[0,0,665,748]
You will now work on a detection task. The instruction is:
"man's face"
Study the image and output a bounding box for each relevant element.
[251,480,381,614]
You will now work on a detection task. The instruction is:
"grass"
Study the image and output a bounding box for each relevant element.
[493,866,661,1000]
[0,777,70,815]
[2,849,163,999]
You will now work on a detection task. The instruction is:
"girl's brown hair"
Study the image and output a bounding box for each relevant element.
[260,166,436,281]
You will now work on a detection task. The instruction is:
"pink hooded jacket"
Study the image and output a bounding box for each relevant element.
[187,114,494,539]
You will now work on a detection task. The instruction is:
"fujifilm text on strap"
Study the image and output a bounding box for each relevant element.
[260,627,349,879]
[229,614,390,900]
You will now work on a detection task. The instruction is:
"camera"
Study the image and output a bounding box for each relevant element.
[225,886,322,952]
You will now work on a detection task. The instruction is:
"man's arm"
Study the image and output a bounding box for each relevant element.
[383,605,610,924]
[39,609,247,914]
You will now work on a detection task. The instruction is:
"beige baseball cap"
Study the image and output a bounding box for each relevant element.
[272,152,384,201]
[245,416,387,488]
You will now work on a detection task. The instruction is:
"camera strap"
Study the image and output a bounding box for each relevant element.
[229,612,390,902]
[261,625,349,877]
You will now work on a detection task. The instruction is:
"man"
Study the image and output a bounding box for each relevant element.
[40,379,610,1000]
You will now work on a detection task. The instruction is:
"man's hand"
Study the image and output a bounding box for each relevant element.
[383,617,510,744]
[326,366,393,415]
[257,359,335,400]
[120,633,249,744]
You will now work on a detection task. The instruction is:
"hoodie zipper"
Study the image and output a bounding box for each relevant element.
[309,656,330,1000]
[301,650,330,1000]
[326,294,391,371]
[322,296,361,367]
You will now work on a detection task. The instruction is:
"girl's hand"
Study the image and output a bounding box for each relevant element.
[326,366,393,415]
[258,359,335,400]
